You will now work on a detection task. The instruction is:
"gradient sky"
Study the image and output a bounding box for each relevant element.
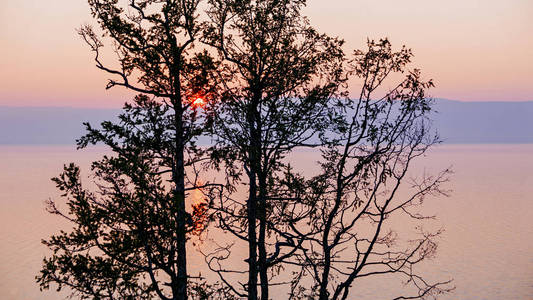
[1,0,531,108]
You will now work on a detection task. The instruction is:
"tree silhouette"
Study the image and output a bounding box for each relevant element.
[36,1,217,299]
[200,0,345,299]
[36,1,454,299]
[276,39,454,299]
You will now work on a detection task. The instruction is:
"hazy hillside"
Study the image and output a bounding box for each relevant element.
[0,107,120,144]
[0,100,532,144]
[432,99,533,143]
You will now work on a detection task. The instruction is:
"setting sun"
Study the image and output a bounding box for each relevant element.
[192,97,205,108]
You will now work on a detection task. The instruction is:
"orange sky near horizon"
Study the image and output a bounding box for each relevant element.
[1,0,531,108]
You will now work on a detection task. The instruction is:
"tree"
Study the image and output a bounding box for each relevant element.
[36,1,217,299]
[37,1,454,299]
[277,39,454,299]
[200,0,345,299]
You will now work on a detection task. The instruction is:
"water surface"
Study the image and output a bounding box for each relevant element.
[0,145,532,299]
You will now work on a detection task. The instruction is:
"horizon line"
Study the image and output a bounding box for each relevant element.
[1,98,533,110]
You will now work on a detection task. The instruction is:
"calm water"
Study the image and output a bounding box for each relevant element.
[1,145,532,299]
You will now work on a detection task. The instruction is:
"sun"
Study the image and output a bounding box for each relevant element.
[192,97,205,107]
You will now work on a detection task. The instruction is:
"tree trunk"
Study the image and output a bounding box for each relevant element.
[174,91,188,300]
[258,173,269,300]
[246,97,261,300]
[247,176,259,300]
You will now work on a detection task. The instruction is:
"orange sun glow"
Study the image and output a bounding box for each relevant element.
[192,97,205,107]
[190,183,208,235]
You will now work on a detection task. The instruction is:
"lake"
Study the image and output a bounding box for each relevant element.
[1,145,532,299]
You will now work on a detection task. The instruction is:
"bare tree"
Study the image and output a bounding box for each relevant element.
[37,1,218,299]
[200,0,345,299]
[276,39,454,300]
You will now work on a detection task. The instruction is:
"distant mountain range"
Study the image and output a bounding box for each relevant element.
[0,106,120,145]
[432,99,533,144]
[0,99,532,144]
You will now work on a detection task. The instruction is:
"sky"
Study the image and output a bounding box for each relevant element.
[0,0,531,108]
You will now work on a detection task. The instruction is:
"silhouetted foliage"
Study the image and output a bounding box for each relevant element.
[200,0,345,299]
[36,1,217,299]
[274,39,454,299]
[37,1,453,299]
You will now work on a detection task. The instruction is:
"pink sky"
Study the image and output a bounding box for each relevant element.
[1,0,531,108]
